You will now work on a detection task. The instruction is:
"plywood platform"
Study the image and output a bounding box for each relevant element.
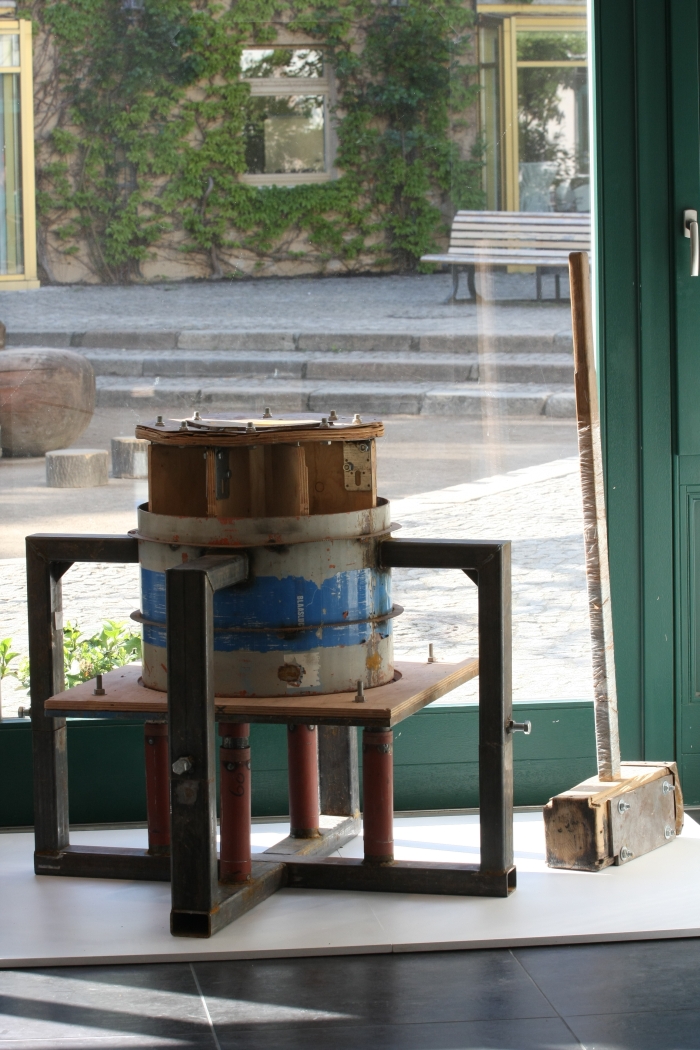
[44,658,479,727]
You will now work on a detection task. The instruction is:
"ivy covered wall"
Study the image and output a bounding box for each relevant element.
[25,0,482,284]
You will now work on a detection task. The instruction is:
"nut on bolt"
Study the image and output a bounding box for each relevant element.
[172,756,193,775]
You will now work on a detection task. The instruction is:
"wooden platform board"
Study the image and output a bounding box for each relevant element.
[44,658,479,727]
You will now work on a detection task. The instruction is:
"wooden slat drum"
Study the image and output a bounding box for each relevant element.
[136,413,399,697]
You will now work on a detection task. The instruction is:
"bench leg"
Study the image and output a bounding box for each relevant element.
[466,264,477,300]
[445,265,460,304]
[536,268,543,301]
[555,272,561,300]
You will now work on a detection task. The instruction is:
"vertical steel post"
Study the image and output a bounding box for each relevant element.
[144,722,170,853]
[167,554,248,937]
[362,727,394,862]
[477,545,513,874]
[287,724,320,837]
[219,721,252,882]
[26,540,70,858]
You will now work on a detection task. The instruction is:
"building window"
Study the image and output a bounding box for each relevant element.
[477,4,588,213]
[240,48,332,186]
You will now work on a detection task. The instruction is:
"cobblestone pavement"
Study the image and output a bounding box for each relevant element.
[1,273,571,338]
[0,458,591,717]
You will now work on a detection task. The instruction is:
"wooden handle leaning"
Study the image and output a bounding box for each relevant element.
[569,251,621,781]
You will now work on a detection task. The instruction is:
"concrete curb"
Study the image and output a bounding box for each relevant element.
[94,378,576,418]
[6,329,574,355]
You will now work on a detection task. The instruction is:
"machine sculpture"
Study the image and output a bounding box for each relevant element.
[29,411,516,937]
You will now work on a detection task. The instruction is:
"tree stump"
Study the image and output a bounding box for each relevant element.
[111,436,149,478]
[46,449,109,488]
[0,349,95,457]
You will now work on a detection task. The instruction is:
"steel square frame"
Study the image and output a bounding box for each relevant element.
[27,532,514,937]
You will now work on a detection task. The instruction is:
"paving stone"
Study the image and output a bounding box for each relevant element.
[177,332,297,352]
[307,384,426,416]
[422,386,551,417]
[75,331,180,350]
[298,333,418,353]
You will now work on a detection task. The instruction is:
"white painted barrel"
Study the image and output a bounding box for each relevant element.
[135,500,396,697]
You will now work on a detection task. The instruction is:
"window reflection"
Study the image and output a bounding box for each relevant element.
[244,95,325,175]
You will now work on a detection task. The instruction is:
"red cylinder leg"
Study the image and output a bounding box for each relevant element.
[219,722,252,883]
[144,722,170,853]
[362,728,394,862]
[287,724,320,837]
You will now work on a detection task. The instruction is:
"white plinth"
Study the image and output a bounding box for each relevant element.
[1,813,700,968]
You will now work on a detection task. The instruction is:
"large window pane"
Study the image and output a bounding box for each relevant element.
[0,72,22,274]
[245,95,325,175]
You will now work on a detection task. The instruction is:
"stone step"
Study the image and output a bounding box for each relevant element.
[84,350,574,385]
[95,376,575,418]
[7,328,574,355]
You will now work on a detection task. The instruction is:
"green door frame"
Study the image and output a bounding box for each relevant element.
[594,0,700,805]
[594,0,677,766]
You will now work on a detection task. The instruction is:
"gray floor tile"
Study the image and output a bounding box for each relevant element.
[567,1008,700,1050]
[0,963,212,1046]
[193,950,557,1027]
[513,940,700,1017]
[214,1016,581,1050]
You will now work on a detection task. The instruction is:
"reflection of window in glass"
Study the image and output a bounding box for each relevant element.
[241,48,323,79]
[0,73,22,275]
[479,25,501,210]
[0,35,19,69]
[241,49,329,182]
[516,31,588,213]
[244,95,325,175]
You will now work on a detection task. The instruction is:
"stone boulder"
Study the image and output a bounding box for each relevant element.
[0,349,95,457]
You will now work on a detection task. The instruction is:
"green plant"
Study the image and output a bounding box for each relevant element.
[62,620,142,688]
[0,638,19,680]
[14,620,142,692]
[27,0,483,282]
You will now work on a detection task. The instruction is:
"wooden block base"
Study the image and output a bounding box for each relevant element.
[544,761,684,871]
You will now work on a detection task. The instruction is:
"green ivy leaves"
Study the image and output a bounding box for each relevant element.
[29,0,483,282]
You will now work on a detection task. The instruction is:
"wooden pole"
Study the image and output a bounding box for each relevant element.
[569,251,621,781]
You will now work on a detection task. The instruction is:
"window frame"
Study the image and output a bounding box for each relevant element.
[239,47,335,187]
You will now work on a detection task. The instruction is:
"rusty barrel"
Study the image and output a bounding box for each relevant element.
[136,497,395,696]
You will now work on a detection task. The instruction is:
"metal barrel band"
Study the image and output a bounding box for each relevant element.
[130,604,404,633]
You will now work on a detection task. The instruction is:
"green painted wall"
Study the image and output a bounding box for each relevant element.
[0,701,597,828]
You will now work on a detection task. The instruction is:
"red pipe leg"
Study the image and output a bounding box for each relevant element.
[362,728,394,862]
[144,722,170,853]
[219,722,252,883]
[287,724,320,837]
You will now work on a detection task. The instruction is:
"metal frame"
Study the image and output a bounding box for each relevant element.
[28,532,514,938]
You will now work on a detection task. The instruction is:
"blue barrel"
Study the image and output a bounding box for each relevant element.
[136,500,395,696]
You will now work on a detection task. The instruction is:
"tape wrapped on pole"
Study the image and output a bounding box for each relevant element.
[569,251,621,782]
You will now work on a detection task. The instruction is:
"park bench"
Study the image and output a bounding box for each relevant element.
[421,210,591,302]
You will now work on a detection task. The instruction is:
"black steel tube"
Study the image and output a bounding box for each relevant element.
[166,554,248,935]
[26,534,139,859]
[378,537,513,875]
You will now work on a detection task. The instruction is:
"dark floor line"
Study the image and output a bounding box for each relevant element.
[189,962,222,1050]
[508,948,587,1050]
